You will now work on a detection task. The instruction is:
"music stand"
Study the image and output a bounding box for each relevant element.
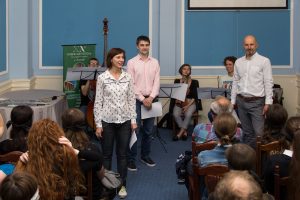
[155,83,188,152]
[66,67,106,81]
[197,87,227,99]
[66,67,106,132]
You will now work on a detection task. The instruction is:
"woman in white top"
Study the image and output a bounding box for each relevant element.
[93,48,137,198]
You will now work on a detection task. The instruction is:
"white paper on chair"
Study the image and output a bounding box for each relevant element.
[141,102,162,119]
[129,131,137,149]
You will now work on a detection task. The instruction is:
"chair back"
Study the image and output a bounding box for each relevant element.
[192,164,229,200]
[256,136,282,177]
[274,165,290,200]
[188,140,218,200]
[0,151,23,164]
[191,140,217,165]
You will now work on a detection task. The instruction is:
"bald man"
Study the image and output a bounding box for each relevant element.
[231,35,273,148]
[210,170,263,200]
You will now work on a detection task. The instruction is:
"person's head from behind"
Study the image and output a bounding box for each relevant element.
[26,119,84,199]
[209,170,263,200]
[223,56,237,75]
[62,108,89,150]
[213,113,237,146]
[210,96,233,119]
[264,104,288,134]
[226,144,256,171]
[0,172,39,200]
[8,105,33,140]
[106,48,126,69]
[136,35,150,56]
[178,64,191,78]
[285,116,300,145]
[88,57,99,67]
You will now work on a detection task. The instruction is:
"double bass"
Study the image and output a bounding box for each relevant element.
[86,18,109,130]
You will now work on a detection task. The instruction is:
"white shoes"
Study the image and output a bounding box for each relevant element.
[118,186,127,199]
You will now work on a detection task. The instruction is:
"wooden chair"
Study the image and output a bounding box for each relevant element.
[0,151,23,164]
[255,136,282,177]
[274,165,290,200]
[192,164,229,200]
[188,139,217,200]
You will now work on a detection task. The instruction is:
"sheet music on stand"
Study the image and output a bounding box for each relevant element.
[197,87,228,99]
[66,67,106,81]
[159,83,188,101]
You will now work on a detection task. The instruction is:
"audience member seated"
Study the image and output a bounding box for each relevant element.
[169,64,200,141]
[79,57,100,116]
[208,170,263,200]
[263,116,300,199]
[226,143,268,195]
[0,164,15,183]
[287,127,300,200]
[198,113,238,167]
[0,172,39,200]
[218,56,237,89]
[193,96,242,143]
[61,108,110,200]
[0,105,33,154]
[261,104,288,152]
[15,119,85,200]
[207,56,237,122]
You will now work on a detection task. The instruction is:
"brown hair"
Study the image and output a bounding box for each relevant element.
[21,119,85,200]
[262,104,288,148]
[213,113,237,146]
[226,144,256,171]
[285,116,300,143]
[106,48,126,69]
[178,63,191,76]
[0,172,38,200]
[62,108,89,150]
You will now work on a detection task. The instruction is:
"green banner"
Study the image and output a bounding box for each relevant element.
[62,44,96,108]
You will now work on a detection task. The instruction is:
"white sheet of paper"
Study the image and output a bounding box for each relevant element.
[129,131,137,149]
[171,83,188,101]
[141,102,162,119]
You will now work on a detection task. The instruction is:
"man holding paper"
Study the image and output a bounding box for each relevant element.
[127,35,160,171]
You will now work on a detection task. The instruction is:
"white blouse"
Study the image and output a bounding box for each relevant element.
[93,70,136,128]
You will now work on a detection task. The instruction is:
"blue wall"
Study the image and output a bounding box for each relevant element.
[0,0,6,72]
[42,0,148,67]
[0,0,299,81]
[185,6,290,66]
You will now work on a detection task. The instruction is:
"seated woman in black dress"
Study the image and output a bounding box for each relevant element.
[0,105,33,154]
[61,108,112,200]
[170,64,201,141]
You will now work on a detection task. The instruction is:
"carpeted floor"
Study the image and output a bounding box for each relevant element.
[113,127,192,200]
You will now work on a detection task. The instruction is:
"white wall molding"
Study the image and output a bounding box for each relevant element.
[0,0,9,76]
[181,0,294,70]
[38,0,62,70]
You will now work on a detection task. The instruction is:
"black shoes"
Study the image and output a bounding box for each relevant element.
[141,157,156,167]
[127,161,137,171]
